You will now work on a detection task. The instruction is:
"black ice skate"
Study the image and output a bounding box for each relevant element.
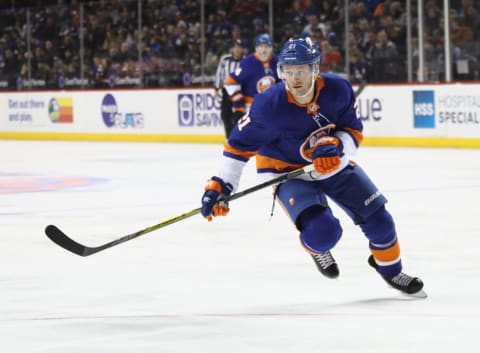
[368,255,427,297]
[311,251,339,279]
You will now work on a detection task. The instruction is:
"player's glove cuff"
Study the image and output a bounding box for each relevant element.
[201,176,233,220]
[312,136,344,174]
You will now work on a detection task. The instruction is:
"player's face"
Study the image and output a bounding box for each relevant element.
[281,64,314,97]
[255,44,272,62]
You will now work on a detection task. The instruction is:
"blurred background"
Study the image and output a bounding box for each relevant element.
[0,0,478,90]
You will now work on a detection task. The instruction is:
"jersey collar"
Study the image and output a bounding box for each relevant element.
[285,76,325,114]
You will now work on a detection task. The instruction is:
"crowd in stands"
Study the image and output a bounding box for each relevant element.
[0,0,479,90]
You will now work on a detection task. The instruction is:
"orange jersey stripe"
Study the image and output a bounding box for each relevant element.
[371,240,400,262]
[224,141,256,159]
[256,154,305,172]
[225,76,239,85]
[344,127,364,145]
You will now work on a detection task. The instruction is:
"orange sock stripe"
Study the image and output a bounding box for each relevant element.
[371,240,400,262]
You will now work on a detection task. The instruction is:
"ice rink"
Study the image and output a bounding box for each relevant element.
[1,140,479,353]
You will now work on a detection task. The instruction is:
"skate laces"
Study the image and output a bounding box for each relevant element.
[390,272,414,287]
[313,251,335,269]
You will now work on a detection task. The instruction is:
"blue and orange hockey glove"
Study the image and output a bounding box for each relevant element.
[201,176,234,221]
[312,136,344,174]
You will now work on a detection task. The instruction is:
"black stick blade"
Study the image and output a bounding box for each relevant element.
[45,225,93,257]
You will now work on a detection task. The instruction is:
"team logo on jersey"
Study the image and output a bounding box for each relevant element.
[256,75,276,93]
[299,125,335,161]
[307,102,319,114]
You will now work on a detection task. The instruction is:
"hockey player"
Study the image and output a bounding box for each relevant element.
[200,37,425,296]
[224,33,280,126]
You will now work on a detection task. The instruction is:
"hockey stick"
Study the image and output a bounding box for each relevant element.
[45,164,315,257]
[354,79,367,99]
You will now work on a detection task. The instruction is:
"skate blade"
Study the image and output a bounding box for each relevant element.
[403,289,428,299]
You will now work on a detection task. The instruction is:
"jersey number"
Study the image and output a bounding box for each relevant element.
[237,114,251,131]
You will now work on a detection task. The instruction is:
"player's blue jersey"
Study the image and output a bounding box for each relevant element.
[224,53,279,112]
[223,73,363,174]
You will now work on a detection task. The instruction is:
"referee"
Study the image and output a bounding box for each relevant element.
[215,39,245,137]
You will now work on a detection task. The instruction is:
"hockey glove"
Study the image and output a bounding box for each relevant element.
[201,176,234,221]
[312,136,343,174]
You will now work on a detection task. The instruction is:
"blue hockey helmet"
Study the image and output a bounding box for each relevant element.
[255,33,272,46]
[277,37,321,66]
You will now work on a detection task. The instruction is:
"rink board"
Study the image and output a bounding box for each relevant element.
[0,83,479,148]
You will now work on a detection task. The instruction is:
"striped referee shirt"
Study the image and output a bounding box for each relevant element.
[215,53,242,90]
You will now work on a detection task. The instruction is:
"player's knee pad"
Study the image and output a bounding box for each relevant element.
[298,206,342,253]
[359,206,396,244]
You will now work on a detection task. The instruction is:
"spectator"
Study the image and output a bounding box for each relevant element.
[228,24,249,50]
[84,13,107,56]
[91,54,108,87]
[463,4,480,40]
[34,12,58,43]
[366,29,401,81]
[388,24,406,56]
[278,23,299,48]
[349,45,368,83]
[355,17,374,54]
[2,47,20,86]
[185,37,201,77]
[0,37,7,69]
[58,34,78,64]
[320,39,342,72]
[2,0,480,89]
[451,18,474,47]
[285,0,308,25]
[301,12,326,38]
[43,39,56,64]
[206,9,233,41]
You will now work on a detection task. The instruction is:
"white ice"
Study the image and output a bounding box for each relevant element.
[1,140,479,353]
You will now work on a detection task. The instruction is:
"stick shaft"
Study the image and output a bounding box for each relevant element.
[45,164,314,256]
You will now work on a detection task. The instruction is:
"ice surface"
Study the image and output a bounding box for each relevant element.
[1,140,479,353]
